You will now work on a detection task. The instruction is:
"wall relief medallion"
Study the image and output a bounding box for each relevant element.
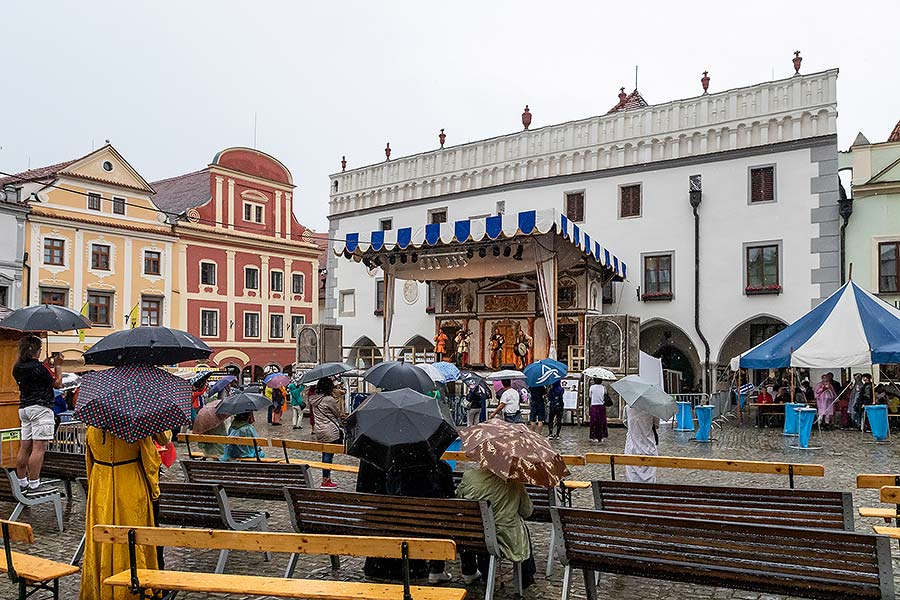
[485,294,527,313]
[403,280,419,304]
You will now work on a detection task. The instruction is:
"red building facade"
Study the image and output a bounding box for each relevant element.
[154,148,319,381]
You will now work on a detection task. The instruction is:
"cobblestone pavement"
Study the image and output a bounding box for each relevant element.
[2,418,898,599]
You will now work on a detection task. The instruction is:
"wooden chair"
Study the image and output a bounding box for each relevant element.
[0,519,78,600]
[96,525,465,600]
[857,475,900,523]
[1,470,63,532]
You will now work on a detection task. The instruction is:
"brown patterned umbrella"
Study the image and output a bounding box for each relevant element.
[459,419,570,487]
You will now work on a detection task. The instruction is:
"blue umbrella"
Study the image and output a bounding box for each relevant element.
[433,362,461,382]
[524,359,568,387]
[208,375,237,395]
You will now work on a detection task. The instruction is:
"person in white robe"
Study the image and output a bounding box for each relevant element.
[624,405,660,483]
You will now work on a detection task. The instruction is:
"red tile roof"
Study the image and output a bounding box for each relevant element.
[889,118,900,143]
[312,232,329,269]
[0,159,78,187]
[607,89,650,114]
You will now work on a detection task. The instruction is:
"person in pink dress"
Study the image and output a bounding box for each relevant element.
[814,373,837,427]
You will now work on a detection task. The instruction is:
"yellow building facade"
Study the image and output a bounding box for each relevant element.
[1,145,179,365]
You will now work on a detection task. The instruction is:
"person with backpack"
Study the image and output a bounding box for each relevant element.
[546,381,565,439]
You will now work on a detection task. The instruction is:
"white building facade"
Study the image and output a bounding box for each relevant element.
[326,69,840,392]
[0,190,28,310]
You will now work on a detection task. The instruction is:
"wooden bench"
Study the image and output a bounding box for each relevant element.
[96,525,466,600]
[857,475,900,523]
[284,486,516,600]
[0,519,78,600]
[592,480,854,530]
[182,433,282,463]
[441,450,586,467]
[181,459,311,500]
[586,453,825,488]
[0,470,63,532]
[40,451,86,499]
[269,438,360,473]
[551,507,894,600]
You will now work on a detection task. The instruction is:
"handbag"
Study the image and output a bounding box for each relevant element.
[604,397,613,407]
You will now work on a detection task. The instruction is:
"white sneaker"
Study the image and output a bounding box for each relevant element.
[428,572,453,584]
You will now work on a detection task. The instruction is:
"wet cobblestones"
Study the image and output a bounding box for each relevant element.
[2,419,898,599]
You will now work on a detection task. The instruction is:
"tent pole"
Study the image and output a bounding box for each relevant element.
[791,368,795,404]
[736,368,743,426]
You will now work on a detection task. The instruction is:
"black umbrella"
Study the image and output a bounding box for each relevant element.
[364,361,437,394]
[345,388,458,471]
[215,392,270,416]
[84,326,212,366]
[0,304,91,332]
[459,371,485,387]
[298,362,353,384]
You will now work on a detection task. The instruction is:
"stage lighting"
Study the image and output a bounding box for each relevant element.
[400,254,408,264]
[411,253,418,263]
[513,244,524,260]
[389,255,396,265]
[466,248,474,259]
[492,245,500,257]
[503,245,512,257]
[478,247,487,258]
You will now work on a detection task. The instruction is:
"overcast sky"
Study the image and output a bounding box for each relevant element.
[3,1,898,231]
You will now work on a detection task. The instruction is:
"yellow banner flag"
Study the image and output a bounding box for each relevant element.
[78,302,89,343]
[128,304,140,329]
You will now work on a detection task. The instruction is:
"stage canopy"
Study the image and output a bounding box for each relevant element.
[336,208,627,360]
[731,281,900,370]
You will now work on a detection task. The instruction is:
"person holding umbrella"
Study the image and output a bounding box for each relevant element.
[12,335,62,494]
[214,390,270,460]
[308,378,344,488]
[588,378,610,443]
[287,379,306,429]
[490,379,522,423]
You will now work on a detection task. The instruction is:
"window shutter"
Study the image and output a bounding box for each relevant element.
[566,193,584,222]
[621,185,640,217]
[751,167,774,202]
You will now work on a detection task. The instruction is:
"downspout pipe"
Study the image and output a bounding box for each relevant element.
[689,176,712,393]
[837,180,853,284]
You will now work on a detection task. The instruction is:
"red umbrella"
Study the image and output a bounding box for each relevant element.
[191,400,227,434]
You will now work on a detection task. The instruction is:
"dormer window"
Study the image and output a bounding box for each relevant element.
[243,202,264,224]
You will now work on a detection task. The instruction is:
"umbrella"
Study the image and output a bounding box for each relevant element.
[523,359,568,387]
[415,363,445,382]
[611,375,676,420]
[583,366,617,381]
[460,419,570,487]
[215,392,270,416]
[492,379,527,393]
[345,388,457,471]
[73,364,191,443]
[486,369,526,380]
[207,375,237,396]
[191,399,227,434]
[364,361,437,394]
[191,371,213,386]
[433,362,461,383]
[58,372,82,392]
[0,304,91,332]
[264,373,291,388]
[459,371,484,387]
[298,362,354,384]
[84,326,212,366]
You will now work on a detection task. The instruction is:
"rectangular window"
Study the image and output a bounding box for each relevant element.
[291,315,305,338]
[375,279,385,314]
[620,184,642,218]
[141,297,162,327]
[292,273,304,295]
[380,218,393,231]
[243,203,264,224]
[200,262,217,286]
[496,200,506,215]
[40,288,68,306]
[602,281,615,305]
[255,205,263,223]
[244,312,260,338]
[112,197,126,215]
[200,310,218,337]
[91,244,111,271]
[269,313,284,339]
[746,244,780,292]
[750,166,775,203]
[270,271,283,293]
[244,267,259,290]
[879,242,900,294]
[143,251,161,276]
[642,254,673,300]
[243,204,252,221]
[429,208,447,224]
[426,282,436,313]
[43,238,65,266]
[87,192,101,211]
[0,286,7,308]
[565,192,584,223]
[88,292,113,326]
[339,290,355,316]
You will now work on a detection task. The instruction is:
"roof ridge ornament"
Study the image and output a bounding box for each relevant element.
[439,129,446,149]
[793,50,802,76]
[701,71,710,95]
[385,143,391,161]
[522,106,532,131]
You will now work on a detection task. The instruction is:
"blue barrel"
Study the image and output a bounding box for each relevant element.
[797,408,817,448]
[783,403,804,436]
[694,405,715,442]
[444,438,462,471]
[675,401,695,431]
[865,405,889,442]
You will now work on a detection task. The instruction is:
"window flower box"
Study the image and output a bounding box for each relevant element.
[745,284,782,296]
[425,306,435,314]
[641,291,673,302]
[374,309,384,316]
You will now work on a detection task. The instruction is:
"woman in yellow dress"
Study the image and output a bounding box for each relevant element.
[80,426,161,600]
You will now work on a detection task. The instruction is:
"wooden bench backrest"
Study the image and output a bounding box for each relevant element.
[92,525,457,560]
[450,471,554,523]
[41,451,87,480]
[858,474,900,489]
[284,487,493,553]
[586,453,824,477]
[157,482,225,529]
[880,487,900,504]
[270,438,345,454]
[441,450,585,466]
[0,471,17,502]
[593,480,853,530]
[0,519,34,544]
[182,433,265,448]
[554,507,893,599]
[180,460,311,500]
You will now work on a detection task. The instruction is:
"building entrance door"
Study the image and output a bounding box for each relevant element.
[490,322,518,368]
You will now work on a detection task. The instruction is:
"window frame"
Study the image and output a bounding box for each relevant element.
[428,207,448,225]
[270,270,284,293]
[618,183,642,219]
[563,190,585,223]
[244,266,259,290]
[40,287,68,307]
[200,261,217,286]
[641,252,674,301]
[200,309,219,337]
[375,279,385,315]
[339,289,356,317]
[290,315,306,338]
[243,311,261,339]
[743,240,782,295]
[269,313,284,339]
[143,250,161,276]
[292,273,305,295]
[242,201,265,224]
[878,241,900,294]
[140,296,162,327]
[90,244,111,271]
[87,192,102,211]
[112,196,126,215]
[43,238,65,266]
[748,164,777,205]
[87,291,114,327]
[0,285,7,308]
[379,218,393,231]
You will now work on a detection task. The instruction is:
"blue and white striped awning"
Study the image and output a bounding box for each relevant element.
[336,208,627,279]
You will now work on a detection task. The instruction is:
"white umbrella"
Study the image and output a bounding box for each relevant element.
[583,366,616,381]
[611,375,676,420]
[486,369,526,380]
[414,362,445,382]
[59,372,82,392]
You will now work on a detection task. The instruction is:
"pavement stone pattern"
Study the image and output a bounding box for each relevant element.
[1,418,898,599]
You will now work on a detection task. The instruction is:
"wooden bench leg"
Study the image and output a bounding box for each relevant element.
[256,518,272,563]
[545,527,556,577]
[513,561,523,597]
[284,553,298,579]
[53,497,63,532]
[561,565,571,600]
[484,555,497,600]
[71,533,86,566]
[215,549,230,574]
[9,502,24,522]
[583,568,598,600]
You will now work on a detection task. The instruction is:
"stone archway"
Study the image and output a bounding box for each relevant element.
[640,319,703,392]
[716,314,788,385]
[349,336,382,368]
